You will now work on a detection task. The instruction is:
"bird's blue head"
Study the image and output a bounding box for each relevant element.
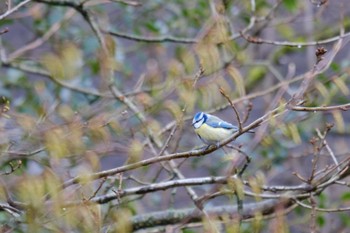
[192,112,207,129]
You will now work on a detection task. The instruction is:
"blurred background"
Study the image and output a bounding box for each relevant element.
[0,0,350,232]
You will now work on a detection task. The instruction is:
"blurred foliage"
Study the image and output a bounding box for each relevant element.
[0,0,349,232]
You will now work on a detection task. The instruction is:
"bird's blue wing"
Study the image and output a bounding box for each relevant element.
[208,121,237,129]
[205,115,238,130]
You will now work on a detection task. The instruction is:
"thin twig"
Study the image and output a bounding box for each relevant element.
[61,106,270,189]
[2,62,112,97]
[219,87,243,131]
[241,102,253,124]
[224,144,251,176]
[107,30,197,44]
[157,125,177,157]
[295,198,350,212]
[8,9,76,61]
[291,103,350,112]
[87,177,107,201]
[316,128,340,169]
[241,30,350,47]
[288,32,350,106]
[310,195,317,233]
[0,0,32,20]
[192,65,205,88]
[0,28,9,36]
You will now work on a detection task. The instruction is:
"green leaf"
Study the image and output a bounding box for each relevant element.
[88,59,100,75]
[318,193,327,208]
[316,215,325,227]
[0,19,13,27]
[144,21,159,33]
[247,66,266,86]
[339,212,350,226]
[182,229,196,233]
[341,192,350,201]
[283,0,298,12]
[330,62,341,72]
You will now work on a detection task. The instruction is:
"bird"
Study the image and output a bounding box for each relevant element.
[192,112,247,146]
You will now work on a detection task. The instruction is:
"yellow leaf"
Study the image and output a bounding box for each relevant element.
[41,53,64,79]
[127,140,143,164]
[45,128,69,158]
[333,77,350,95]
[221,151,240,162]
[249,172,265,201]
[227,65,245,96]
[201,17,230,44]
[262,135,273,147]
[202,214,220,233]
[58,104,75,121]
[16,114,36,132]
[195,43,221,75]
[17,175,46,207]
[112,208,132,233]
[167,59,184,77]
[179,49,196,74]
[287,123,301,144]
[60,43,82,79]
[332,111,345,133]
[315,81,328,98]
[164,100,182,121]
[227,177,244,200]
[84,150,100,171]
[222,214,240,233]
[253,212,263,232]
[88,119,111,143]
[41,42,82,80]
[249,176,262,202]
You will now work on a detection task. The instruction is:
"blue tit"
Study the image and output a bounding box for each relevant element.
[192,112,240,146]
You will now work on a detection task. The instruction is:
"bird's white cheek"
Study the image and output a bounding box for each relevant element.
[193,122,202,129]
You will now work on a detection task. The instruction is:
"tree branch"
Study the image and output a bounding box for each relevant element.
[291,103,350,112]
[125,199,296,231]
[0,0,32,20]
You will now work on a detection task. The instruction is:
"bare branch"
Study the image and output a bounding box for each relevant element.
[241,31,350,47]
[219,87,243,131]
[295,199,350,213]
[0,28,9,35]
[61,117,261,188]
[107,30,197,44]
[288,35,350,106]
[8,9,76,61]
[316,128,339,169]
[291,103,350,112]
[129,199,296,231]
[0,0,32,20]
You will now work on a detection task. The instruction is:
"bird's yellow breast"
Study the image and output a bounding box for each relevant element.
[195,123,234,144]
